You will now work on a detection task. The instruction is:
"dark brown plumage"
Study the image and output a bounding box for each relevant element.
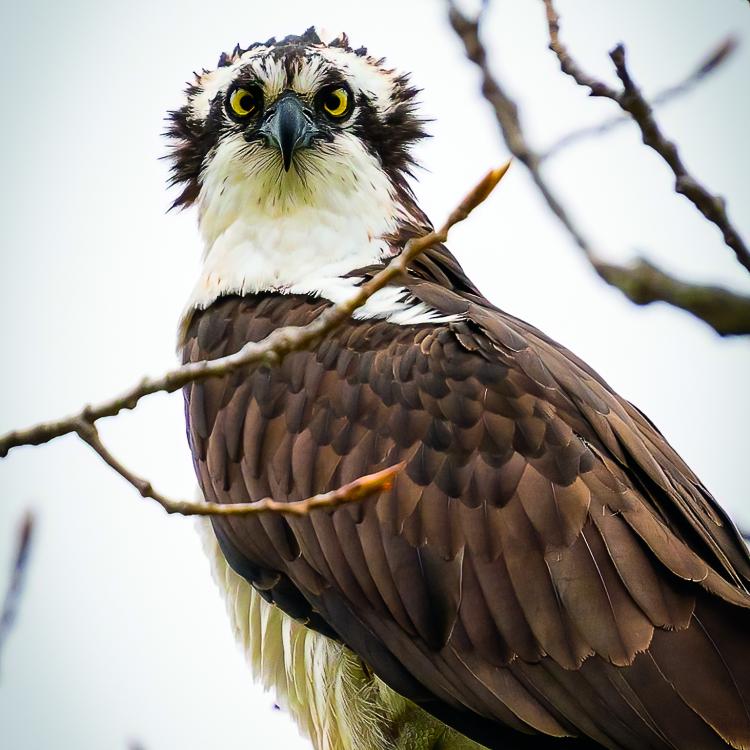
[181,245,750,750]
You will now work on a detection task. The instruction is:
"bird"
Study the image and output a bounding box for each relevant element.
[168,27,750,750]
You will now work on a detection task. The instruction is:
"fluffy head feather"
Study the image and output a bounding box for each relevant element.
[165,27,427,210]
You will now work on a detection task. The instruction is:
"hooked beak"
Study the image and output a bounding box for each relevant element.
[259,94,315,172]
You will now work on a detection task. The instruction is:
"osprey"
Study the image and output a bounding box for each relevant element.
[169,28,750,750]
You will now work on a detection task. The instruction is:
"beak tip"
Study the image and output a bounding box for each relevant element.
[261,94,311,175]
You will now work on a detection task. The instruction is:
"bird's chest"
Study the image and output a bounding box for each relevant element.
[182,295,411,507]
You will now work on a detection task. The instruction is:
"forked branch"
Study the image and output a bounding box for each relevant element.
[541,36,738,161]
[447,3,750,336]
[76,416,403,517]
[542,0,750,273]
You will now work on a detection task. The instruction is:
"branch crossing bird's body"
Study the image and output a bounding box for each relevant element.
[169,28,750,750]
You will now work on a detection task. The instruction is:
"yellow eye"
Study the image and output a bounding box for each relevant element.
[321,87,350,118]
[228,87,259,118]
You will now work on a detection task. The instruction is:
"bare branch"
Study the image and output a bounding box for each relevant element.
[542,0,618,98]
[597,260,750,336]
[541,36,738,161]
[0,511,34,670]
[447,4,750,336]
[542,0,750,273]
[0,169,508,518]
[0,165,509,461]
[448,4,599,263]
[608,44,750,273]
[75,416,404,516]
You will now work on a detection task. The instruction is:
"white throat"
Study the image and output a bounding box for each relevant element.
[188,133,396,307]
[182,135,460,328]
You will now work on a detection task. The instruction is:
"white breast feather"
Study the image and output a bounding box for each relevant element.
[183,130,461,328]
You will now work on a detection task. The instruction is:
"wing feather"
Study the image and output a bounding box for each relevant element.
[183,292,750,750]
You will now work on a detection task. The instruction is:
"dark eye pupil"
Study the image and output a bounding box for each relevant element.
[326,93,340,109]
[240,94,254,111]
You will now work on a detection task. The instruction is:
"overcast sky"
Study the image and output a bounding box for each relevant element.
[1,1,748,748]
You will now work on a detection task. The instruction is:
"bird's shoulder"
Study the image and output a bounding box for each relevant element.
[181,258,750,750]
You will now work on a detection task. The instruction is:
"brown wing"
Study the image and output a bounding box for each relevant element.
[182,291,750,750]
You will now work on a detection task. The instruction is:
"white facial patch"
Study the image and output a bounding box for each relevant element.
[189,38,399,126]
[190,65,239,120]
[315,47,396,112]
[180,39,460,332]
[291,55,333,97]
[190,46,276,120]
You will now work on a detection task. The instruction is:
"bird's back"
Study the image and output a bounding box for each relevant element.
[182,289,750,750]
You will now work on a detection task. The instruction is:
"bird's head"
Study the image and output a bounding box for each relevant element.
[166,28,427,220]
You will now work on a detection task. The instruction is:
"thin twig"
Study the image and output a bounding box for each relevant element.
[0,511,34,670]
[543,0,750,273]
[75,417,403,516]
[541,36,738,161]
[0,169,508,518]
[448,5,600,264]
[447,4,750,336]
[542,0,618,98]
[0,165,509,460]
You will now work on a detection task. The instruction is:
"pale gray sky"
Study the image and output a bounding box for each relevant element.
[1,1,748,748]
